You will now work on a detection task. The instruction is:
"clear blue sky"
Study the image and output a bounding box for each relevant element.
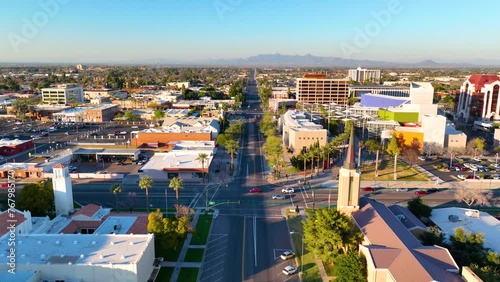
[1,0,499,64]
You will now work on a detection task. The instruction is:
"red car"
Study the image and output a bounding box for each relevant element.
[249,188,262,193]
[415,190,427,196]
[362,187,374,192]
[0,183,10,188]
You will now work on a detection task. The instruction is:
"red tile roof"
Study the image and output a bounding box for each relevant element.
[0,210,27,237]
[72,204,101,218]
[468,74,500,92]
[60,219,103,234]
[353,198,461,282]
[108,213,150,234]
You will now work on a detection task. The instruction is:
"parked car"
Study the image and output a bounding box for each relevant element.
[395,188,408,192]
[418,156,426,161]
[457,174,466,180]
[427,188,439,194]
[467,174,479,179]
[473,157,482,162]
[249,188,262,193]
[362,187,374,192]
[415,190,427,196]
[280,250,295,260]
[272,194,285,200]
[282,265,298,275]
[282,187,294,193]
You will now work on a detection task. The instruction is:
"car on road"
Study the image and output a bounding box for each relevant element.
[32,135,41,140]
[97,171,109,174]
[280,250,295,260]
[418,156,426,161]
[249,188,262,193]
[427,188,439,194]
[473,157,482,162]
[362,187,374,192]
[13,134,19,138]
[14,121,22,125]
[272,194,285,200]
[415,190,427,196]
[282,265,298,275]
[0,183,10,188]
[457,174,466,180]
[282,187,294,193]
[48,128,57,132]
[395,188,408,192]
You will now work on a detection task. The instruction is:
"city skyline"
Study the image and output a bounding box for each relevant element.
[2,0,500,64]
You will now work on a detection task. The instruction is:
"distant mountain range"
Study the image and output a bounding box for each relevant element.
[3,54,500,68]
[130,54,500,68]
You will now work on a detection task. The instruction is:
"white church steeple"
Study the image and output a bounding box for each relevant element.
[52,164,74,215]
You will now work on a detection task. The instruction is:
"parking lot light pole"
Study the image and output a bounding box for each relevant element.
[290,231,304,274]
[496,153,498,164]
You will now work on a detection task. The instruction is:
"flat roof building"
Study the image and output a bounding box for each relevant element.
[42,84,84,105]
[0,234,155,282]
[348,67,381,83]
[296,74,349,105]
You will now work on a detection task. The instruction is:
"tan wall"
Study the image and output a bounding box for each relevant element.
[445,133,467,149]
[288,129,327,155]
[132,132,212,147]
[84,105,120,122]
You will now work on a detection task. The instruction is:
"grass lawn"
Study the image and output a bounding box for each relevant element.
[155,267,174,282]
[155,239,183,262]
[177,268,199,282]
[360,159,429,181]
[191,214,213,245]
[184,248,205,262]
[287,214,322,282]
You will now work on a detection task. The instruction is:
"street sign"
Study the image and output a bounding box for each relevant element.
[208,201,215,205]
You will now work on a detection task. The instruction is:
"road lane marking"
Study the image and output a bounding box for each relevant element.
[253,216,258,267]
[242,216,246,281]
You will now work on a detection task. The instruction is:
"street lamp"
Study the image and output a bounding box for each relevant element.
[308,181,315,209]
[290,231,304,274]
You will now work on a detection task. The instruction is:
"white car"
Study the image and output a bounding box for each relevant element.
[14,121,22,125]
[32,135,41,140]
[282,265,298,275]
[473,157,482,162]
[272,194,285,200]
[280,250,295,260]
[417,156,426,161]
[282,187,295,193]
[457,174,466,180]
[395,188,408,192]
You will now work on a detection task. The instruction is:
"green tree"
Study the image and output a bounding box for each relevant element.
[225,139,239,169]
[449,227,488,268]
[299,150,315,183]
[386,134,402,180]
[17,180,54,216]
[169,176,184,204]
[216,133,232,147]
[419,226,445,246]
[333,252,367,282]
[407,198,432,220]
[302,209,363,262]
[472,137,486,157]
[196,153,209,182]
[111,184,123,210]
[153,109,165,119]
[138,175,154,212]
[147,209,190,250]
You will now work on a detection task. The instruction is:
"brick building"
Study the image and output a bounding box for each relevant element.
[83,104,120,122]
[0,139,33,156]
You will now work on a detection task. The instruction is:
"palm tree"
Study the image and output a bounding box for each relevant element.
[299,150,315,183]
[225,139,239,169]
[111,184,123,210]
[196,153,209,182]
[169,176,184,204]
[138,175,154,212]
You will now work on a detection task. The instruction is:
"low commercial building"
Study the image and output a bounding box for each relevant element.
[282,110,327,155]
[349,85,410,98]
[268,98,296,113]
[445,123,467,149]
[0,138,34,157]
[142,146,215,181]
[53,107,86,122]
[42,84,84,105]
[131,130,212,148]
[0,234,155,282]
[83,104,120,122]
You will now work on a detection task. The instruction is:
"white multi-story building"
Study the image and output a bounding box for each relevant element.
[281,110,327,155]
[348,67,381,83]
[0,234,155,282]
[42,84,84,105]
[456,74,500,122]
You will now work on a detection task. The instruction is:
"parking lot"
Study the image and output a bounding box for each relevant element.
[420,156,500,182]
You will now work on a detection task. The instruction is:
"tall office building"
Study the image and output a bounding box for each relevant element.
[348,67,381,83]
[296,74,349,105]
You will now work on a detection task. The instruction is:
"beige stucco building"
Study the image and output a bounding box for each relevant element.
[281,110,327,155]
